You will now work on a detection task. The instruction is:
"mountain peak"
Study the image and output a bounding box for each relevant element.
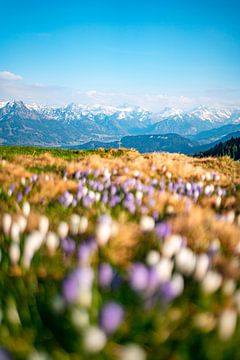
[5,100,27,111]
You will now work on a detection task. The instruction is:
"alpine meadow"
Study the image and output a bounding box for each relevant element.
[0,1,240,359]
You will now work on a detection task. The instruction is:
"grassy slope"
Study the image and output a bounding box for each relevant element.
[0,146,240,360]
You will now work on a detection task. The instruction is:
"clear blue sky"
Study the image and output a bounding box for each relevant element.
[0,0,239,108]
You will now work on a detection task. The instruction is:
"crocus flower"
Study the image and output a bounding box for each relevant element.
[70,214,81,235]
[58,222,69,239]
[146,250,160,266]
[10,223,20,243]
[63,267,94,305]
[175,247,196,276]
[155,257,173,283]
[9,243,20,265]
[38,215,49,237]
[17,216,27,233]
[194,253,210,281]
[98,263,113,288]
[129,263,149,292]
[46,232,59,254]
[140,216,155,232]
[96,216,112,246]
[161,235,182,258]
[83,326,107,353]
[202,271,222,294]
[23,231,44,268]
[155,222,171,239]
[61,237,76,256]
[16,192,23,203]
[218,309,237,341]
[100,302,124,335]
[78,242,93,265]
[119,344,146,360]
[2,213,12,235]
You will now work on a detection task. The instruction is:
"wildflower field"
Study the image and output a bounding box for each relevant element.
[0,146,240,360]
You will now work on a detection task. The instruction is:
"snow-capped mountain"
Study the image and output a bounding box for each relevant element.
[0,100,240,147]
[28,103,151,124]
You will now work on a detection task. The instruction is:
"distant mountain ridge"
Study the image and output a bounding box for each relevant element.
[1,100,240,151]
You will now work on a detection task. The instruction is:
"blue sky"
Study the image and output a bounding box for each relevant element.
[0,0,239,109]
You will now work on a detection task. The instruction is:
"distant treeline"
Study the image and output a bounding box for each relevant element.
[197,137,240,160]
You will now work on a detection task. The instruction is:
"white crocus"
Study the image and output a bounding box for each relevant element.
[18,215,27,233]
[136,191,143,201]
[82,186,88,196]
[215,196,222,208]
[10,222,20,243]
[38,215,49,237]
[194,253,209,281]
[162,234,182,258]
[202,271,222,294]
[88,190,95,200]
[146,250,160,266]
[96,222,112,246]
[2,213,12,235]
[83,326,107,353]
[20,177,26,186]
[22,201,31,217]
[70,214,81,235]
[175,247,196,276]
[140,216,155,232]
[95,192,101,202]
[120,344,146,360]
[46,232,59,254]
[218,309,237,341]
[171,273,184,297]
[71,308,89,329]
[9,242,20,265]
[222,279,236,296]
[155,257,173,283]
[23,231,44,268]
[79,216,88,234]
[58,221,69,239]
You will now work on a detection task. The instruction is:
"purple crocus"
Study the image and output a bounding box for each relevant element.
[31,174,38,182]
[129,263,149,292]
[100,302,124,334]
[63,267,94,303]
[160,281,176,303]
[24,185,31,195]
[98,263,113,288]
[78,242,92,264]
[155,222,172,239]
[61,237,76,256]
[16,192,23,203]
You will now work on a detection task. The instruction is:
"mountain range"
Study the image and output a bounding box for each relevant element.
[0,100,240,153]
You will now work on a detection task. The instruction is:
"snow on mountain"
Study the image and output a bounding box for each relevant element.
[1,100,240,138]
[157,107,184,119]
[0,101,7,108]
[187,105,233,122]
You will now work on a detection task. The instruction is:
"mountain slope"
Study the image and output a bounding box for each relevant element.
[188,123,240,144]
[197,136,240,160]
[1,100,240,147]
[68,134,198,154]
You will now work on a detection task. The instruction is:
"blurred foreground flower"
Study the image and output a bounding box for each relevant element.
[100,302,124,334]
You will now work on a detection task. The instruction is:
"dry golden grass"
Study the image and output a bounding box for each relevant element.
[0,150,239,266]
